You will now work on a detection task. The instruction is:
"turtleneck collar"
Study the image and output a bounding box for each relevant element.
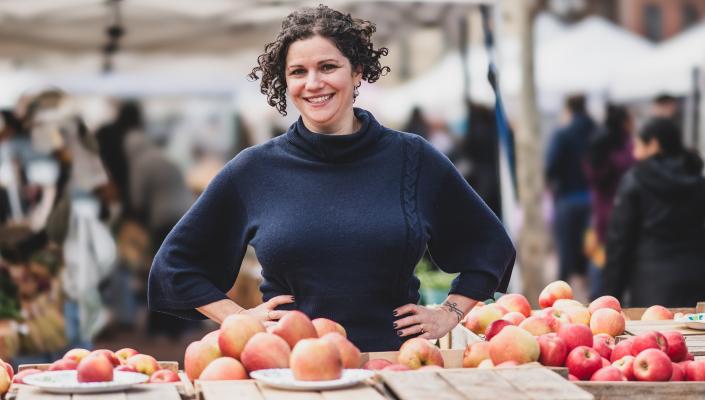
[285,108,384,163]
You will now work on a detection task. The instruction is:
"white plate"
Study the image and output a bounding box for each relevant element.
[676,313,705,330]
[249,369,374,391]
[23,370,149,393]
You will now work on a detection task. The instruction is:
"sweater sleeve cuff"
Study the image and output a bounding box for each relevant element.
[448,271,499,302]
[148,291,229,320]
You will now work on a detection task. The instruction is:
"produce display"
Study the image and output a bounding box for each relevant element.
[460,280,704,382]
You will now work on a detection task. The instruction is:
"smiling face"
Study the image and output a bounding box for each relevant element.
[285,35,362,135]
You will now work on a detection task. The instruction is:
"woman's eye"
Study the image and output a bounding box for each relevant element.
[322,64,338,72]
[289,69,305,76]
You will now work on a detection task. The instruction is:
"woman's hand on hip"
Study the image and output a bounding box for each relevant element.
[241,295,294,323]
[392,303,459,340]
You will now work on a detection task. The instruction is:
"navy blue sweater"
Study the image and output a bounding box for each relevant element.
[148,108,515,351]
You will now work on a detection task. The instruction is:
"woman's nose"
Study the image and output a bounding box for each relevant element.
[305,71,323,90]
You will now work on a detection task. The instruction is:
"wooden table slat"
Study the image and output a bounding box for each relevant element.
[493,367,594,400]
[319,385,386,400]
[198,381,265,400]
[16,387,71,400]
[127,385,181,400]
[577,381,705,400]
[379,371,466,400]
[258,384,323,400]
[438,369,531,400]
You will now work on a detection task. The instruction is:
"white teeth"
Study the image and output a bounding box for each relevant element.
[306,94,332,104]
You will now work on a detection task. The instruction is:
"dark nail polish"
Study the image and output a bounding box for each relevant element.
[396,330,403,336]
[392,311,398,316]
[393,323,398,329]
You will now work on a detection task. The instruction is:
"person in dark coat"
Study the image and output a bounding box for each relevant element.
[602,118,705,307]
[545,94,595,283]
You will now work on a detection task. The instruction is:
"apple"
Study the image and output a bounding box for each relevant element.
[485,319,512,340]
[632,331,668,356]
[363,359,393,370]
[321,332,361,368]
[63,348,91,363]
[271,310,317,349]
[464,304,506,335]
[591,366,627,381]
[0,361,12,381]
[568,374,579,381]
[184,339,222,380]
[199,357,248,381]
[519,316,553,336]
[312,318,347,337]
[564,307,591,326]
[218,313,266,359]
[686,360,705,381]
[126,354,160,376]
[633,348,673,381]
[49,358,78,371]
[538,281,573,309]
[670,362,685,381]
[90,349,121,367]
[540,307,572,326]
[77,354,114,383]
[489,325,539,365]
[496,293,531,317]
[601,358,611,367]
[290,338,343,381]
[116,365,138,372]
[565,346,602,381]
[612,355,635,380]
[590,308,625,337]
[537,333,568,367]
[463,341,491,368]
[149,369,181,383]
[663,331,687,362]
[588,296,622,313]
[382,363,412,371]
[502,312,526,325]
[240,332,290,372]
[592,333,615,360]
[0,367,8,396]
[398,338,444,369]
[687,352,695,361]
[115,348,139,364]
[12,368,42,384]
[641,305,674,321]
[557,323,593,353]
[552,299,585,312]
[611,338,634,362]
[202,330,220,346]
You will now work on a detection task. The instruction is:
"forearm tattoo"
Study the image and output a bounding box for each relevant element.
[442,301,464,322]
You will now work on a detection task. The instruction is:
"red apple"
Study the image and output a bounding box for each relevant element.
[502,312,526,325]
[612,355,635,380]
[115,365,138,373]
[0,361,12,382]
[464,304,507,335]
[489,325,540,365]
[496,293,531,317]
[240,332,291,372]
[290,338,343,381]
[558,323,593,353]
[202,330,220,345]
[565,346,602,381]
[463,341,491,368]
[271,310,317,349]
[90,349,121,367]
[588,296,622,314]
[63,348,91,363]
[485,319,512,340]
[632,331,668,356]
[363,359,393,370]
[398,338,444,369]
[77,354,114,383]
[663,331,687,362]
[312,318,346,337]
[12,369,42,384]
[382,363,411,371]
[592,333,615,360]
[538,281,573,309]
[590,308,625,337]
[126,354,160,376]
[49,358,78,371]
[219,313,266,359]
[568,374,579,381]
[537,333,568,367]
[686,360,705,381]
[115,348,139,365]
[641,305,673,321]
[519,316,554,336]
[0,367,8,396]
[149,369,181,383]
[611,338,634,362]
[633,348,673,381]
[199,357,248,381]
[321,332,361,369]
[184,339,222,380]
[591,366,627,381]
[670,362,685,381]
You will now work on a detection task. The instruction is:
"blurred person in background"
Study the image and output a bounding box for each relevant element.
[602,118,705,307]
[0,109,30,224]
[124,129,198,339]
[583,104,635,300]
[403,106,430,140]
[148,4,515,352]
[545,94,595,292]
[650,93,680,121]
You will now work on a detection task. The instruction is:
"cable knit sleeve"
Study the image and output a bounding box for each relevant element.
[147,157,251,320]
[427,161,516,301]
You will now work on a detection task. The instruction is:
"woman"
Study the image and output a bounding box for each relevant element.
[148,5,515,351]
[583,104,634,299]
[603,118,705,307]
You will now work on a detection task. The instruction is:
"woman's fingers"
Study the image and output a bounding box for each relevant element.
[394,303,420,317]
[393,314,420,329]
[396,323,426,338]
[267,295,295,308]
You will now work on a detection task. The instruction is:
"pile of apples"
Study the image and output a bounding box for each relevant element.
[184,311,362,382]
[362,338,445,371]
[461,280,705,382]
[7,348,179,385]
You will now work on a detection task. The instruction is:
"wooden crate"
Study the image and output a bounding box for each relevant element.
[378,366,592,400]
[13,382,182,400]
[576,381,705,400]
[624,320,705,337]
[196,380,386,400]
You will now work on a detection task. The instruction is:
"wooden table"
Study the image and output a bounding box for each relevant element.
[15,384,182,400]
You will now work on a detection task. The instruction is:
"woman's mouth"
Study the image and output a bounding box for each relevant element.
[305,94,334,105]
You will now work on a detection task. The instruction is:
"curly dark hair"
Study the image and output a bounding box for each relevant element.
[249,5,390,116]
